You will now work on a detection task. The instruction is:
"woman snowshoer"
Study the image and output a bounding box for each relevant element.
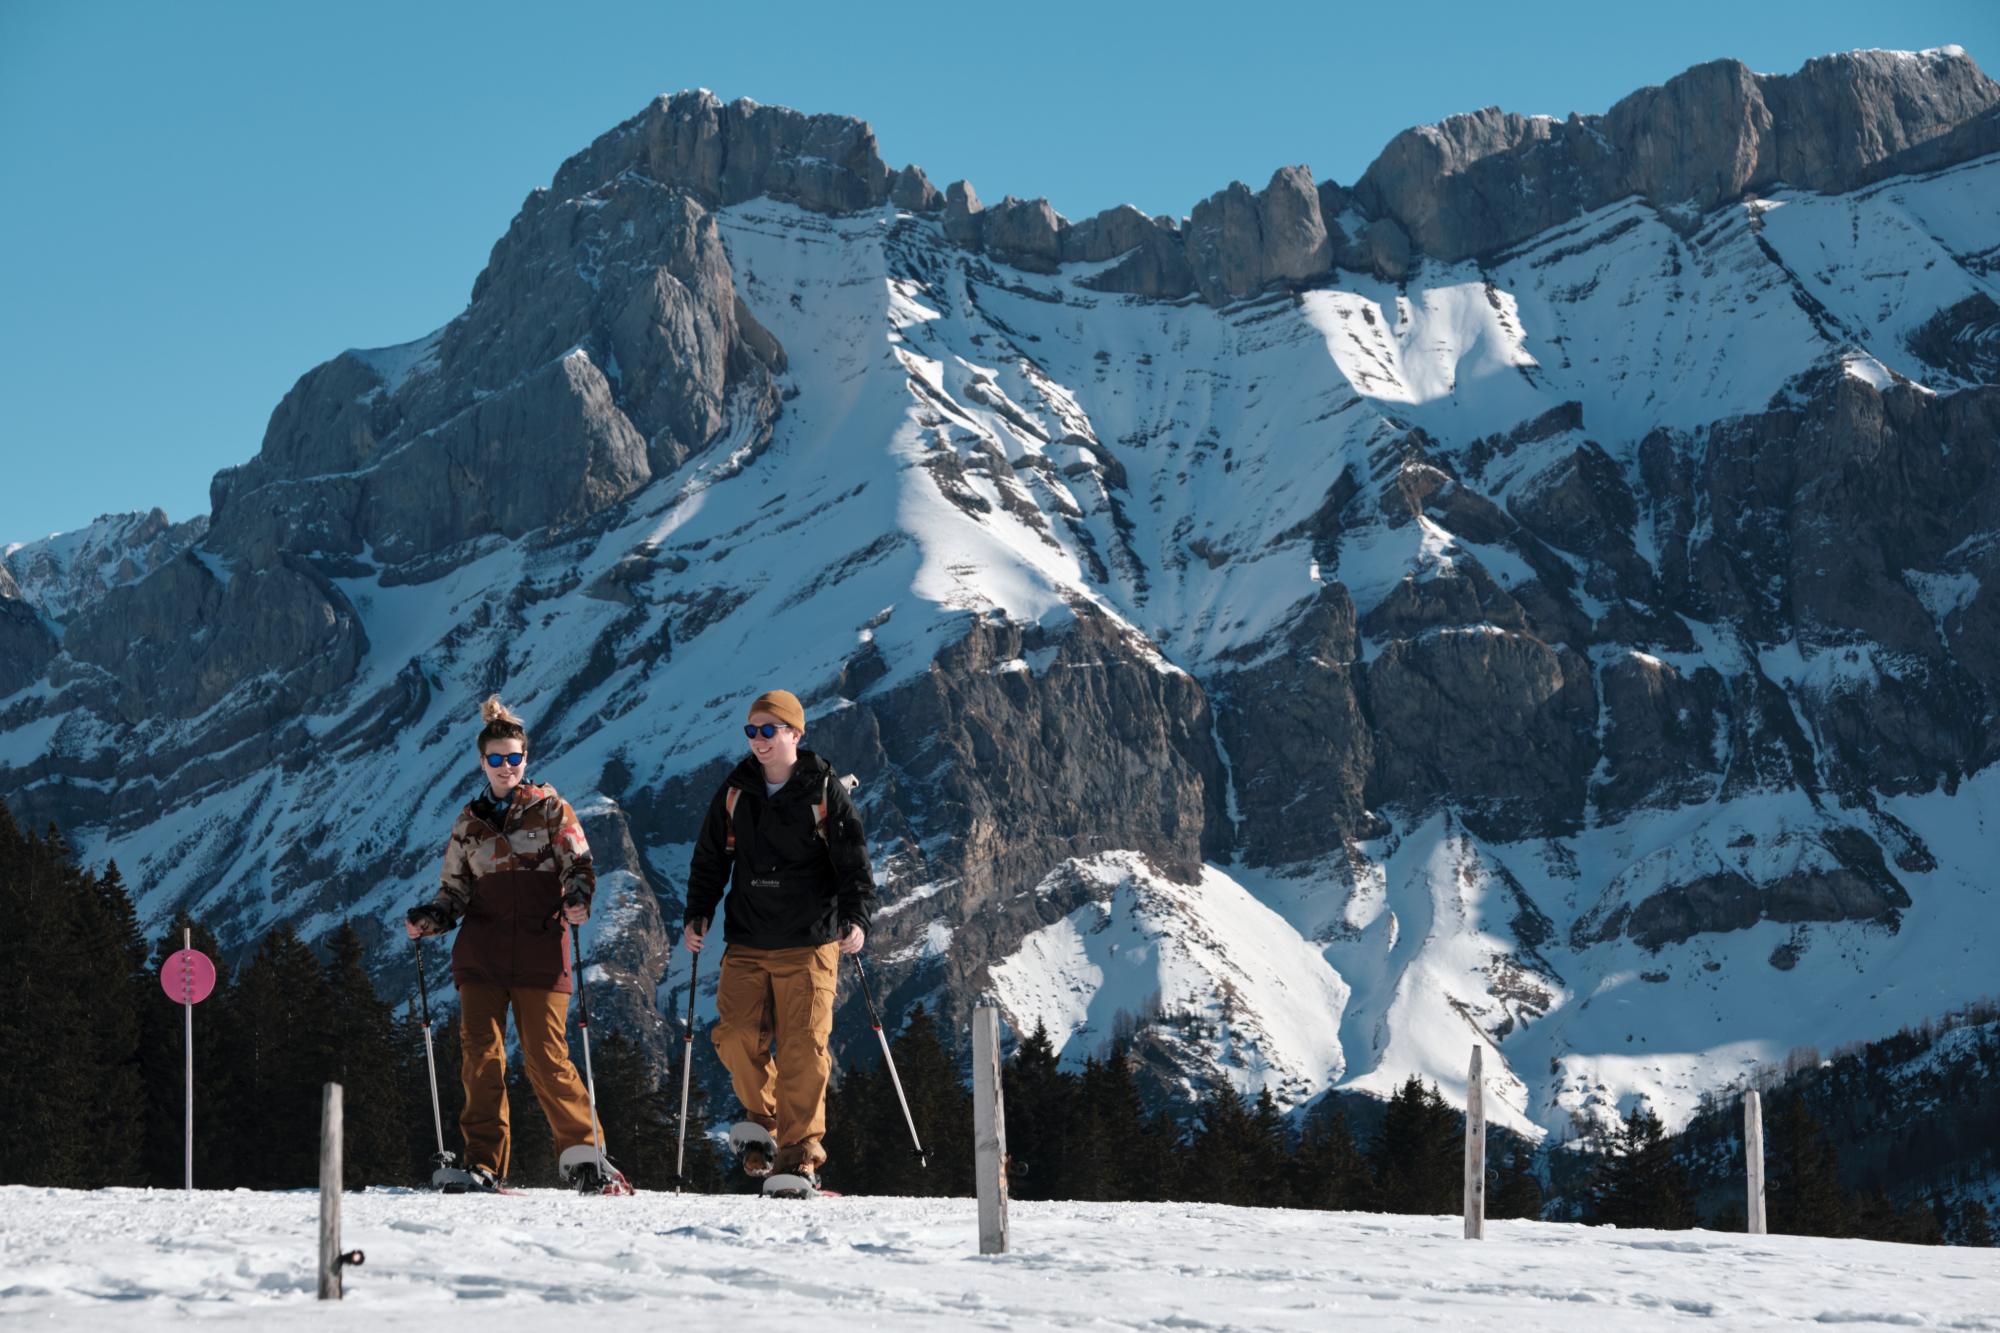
[684,688,876,1189]
[405,695,621,1190]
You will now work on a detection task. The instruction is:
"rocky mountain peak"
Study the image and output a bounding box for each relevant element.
[546,88,900,216]
[1357,45,1999,260]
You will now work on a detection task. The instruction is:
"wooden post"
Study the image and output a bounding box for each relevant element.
[1463,1045,1486,1239]
[972,1007,1009,1255]
[1745,1090,1767,1235]
[319,1083,343,1300]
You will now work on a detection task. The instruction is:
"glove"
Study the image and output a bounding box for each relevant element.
[406,905,449,936]
[560,888,590,923]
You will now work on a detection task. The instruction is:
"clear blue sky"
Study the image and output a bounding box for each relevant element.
[3,0,1995,545]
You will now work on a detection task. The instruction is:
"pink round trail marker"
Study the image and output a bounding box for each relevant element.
[161,948,216,1005]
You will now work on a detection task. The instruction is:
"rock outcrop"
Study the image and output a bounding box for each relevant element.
[1356,47,1999,260]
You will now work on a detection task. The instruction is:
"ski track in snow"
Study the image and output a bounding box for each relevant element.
[3,1187,1996,1330]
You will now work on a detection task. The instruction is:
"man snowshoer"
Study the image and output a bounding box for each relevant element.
[684,688,876,1188]
[405,695,616,1189]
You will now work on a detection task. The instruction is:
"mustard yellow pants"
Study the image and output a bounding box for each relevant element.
[711,943,840,1171]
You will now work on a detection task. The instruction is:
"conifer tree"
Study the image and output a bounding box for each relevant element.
[71,860,148,1185]
[1956,1199,1994,1248]
[1294,1101,1374,1212]
[1587,1105,1695,1230]
[0,825,103,1184]
[1183,1082,1257,1205]
[585,1028,679,1188]
[1072,1045,1154,1201]
[1370,1077,1461,1214]
[1487,1142,1545,1220]
[867,1004,971,1196]
[232,923,339,1187]
[822,1059,884,1194]
[1768,1097,1851,1237]
[1139,1104,1187,1203]
[1001,1020,1072,1200]
[323,921,409,1186]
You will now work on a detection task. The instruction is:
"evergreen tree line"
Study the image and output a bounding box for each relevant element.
[1558,1097,1993,1246]
[1587,1004,2000,1248]
[0,802,727,1190]
[818,1015,1993,1247]
[820,1018,1547,1217]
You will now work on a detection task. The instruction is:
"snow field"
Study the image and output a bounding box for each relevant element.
[3,1187,1995,1330]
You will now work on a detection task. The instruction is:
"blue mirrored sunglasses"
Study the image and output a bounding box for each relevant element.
[743,723,791,739]
[483,753,526,768]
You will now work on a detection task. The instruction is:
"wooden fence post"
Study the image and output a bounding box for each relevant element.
[1745,1090,1767,1235]
[319,1083,344,1300]
[1463,1046,1486,1240]
[972,1007,1009,1255]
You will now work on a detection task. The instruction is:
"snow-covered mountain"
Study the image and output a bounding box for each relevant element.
[5,47,1999,1143]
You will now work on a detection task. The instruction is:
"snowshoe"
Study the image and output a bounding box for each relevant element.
[430,1150,490,1193]
[762,1165,827,1199]
[728,1121,778,1180]
[559,1143,635,1196]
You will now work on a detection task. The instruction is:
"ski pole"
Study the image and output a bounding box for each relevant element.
[414,935,452,1168]
[571,921,611,1176]
[850,952,929,1168]
[672,924,706,1192]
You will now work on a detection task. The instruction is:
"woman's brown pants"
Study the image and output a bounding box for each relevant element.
[458,982,600,1179]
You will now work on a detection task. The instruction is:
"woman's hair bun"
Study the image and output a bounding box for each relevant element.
[481,695,523,727]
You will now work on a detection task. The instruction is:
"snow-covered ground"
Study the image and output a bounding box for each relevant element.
[2,1187,1994,1330]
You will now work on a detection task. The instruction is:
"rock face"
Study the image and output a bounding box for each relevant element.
[1356,47,1999,260]
[4,507,207,621]
[7,48,2000,1138]
[547,89,895,215]
[0,572,54,698]
[1183,167,1337,304]
[65,550,368,721]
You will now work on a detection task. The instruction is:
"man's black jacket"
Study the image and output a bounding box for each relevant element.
[684,749,876,950]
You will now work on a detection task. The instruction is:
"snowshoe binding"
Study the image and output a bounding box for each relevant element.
[430,1149,490,1194]
[559,1143,634,1196]
[728,1121,778,1185]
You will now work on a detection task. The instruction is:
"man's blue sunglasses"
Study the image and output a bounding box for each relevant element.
[743,724,792,739]
[483,753,526,768]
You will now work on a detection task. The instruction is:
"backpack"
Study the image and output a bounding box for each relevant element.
[724,772,860,854]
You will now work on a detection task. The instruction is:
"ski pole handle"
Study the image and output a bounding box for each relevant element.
[414,935,433,1027]
[570,922,590,1029]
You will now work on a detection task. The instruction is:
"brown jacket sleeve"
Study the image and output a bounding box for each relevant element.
[549,797,596,903]
[427,810,477,928]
